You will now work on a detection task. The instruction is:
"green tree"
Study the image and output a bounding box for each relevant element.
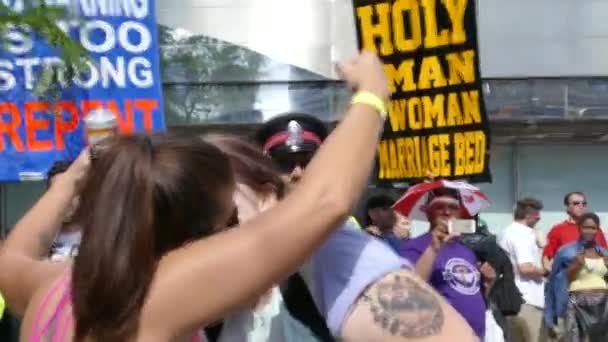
[159,25,264,125]
[0,2,89,99]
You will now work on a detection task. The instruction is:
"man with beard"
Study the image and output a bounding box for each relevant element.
[254,113,478,342]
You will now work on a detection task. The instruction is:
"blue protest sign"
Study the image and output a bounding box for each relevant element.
[0,0,165,182]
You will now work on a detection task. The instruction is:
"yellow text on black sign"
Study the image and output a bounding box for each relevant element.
[354,0,490,182]
[376,130,486,179]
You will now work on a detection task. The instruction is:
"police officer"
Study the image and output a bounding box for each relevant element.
[256,113,361,228]
[255,113,337,340]
[256,113,328,185]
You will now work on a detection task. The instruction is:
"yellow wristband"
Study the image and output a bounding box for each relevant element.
[0,292,4,320]
[351,91,387,120]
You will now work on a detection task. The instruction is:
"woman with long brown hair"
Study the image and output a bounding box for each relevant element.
[0,52,389,341]
[206,135,480,342]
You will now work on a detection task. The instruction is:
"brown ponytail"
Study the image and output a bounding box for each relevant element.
[72,134,234,341]
[204,134,285,199]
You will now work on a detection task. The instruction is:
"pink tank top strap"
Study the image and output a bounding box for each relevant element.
[31,272,205,342]
[191,331,207,342]
[30,272,71,342]
[52,285,74,342]
[54,313,72,342]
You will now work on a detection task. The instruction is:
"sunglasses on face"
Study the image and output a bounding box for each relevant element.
[581,224,598,230]
[273,153,314,173]
[428,202,461,212]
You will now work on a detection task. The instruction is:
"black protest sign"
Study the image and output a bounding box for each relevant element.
[353,0,491,184]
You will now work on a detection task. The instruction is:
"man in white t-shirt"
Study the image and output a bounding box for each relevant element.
[500,197,548,342]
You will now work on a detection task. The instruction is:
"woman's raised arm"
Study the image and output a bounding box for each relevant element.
[143,52,391,338]
[0,150,89,315]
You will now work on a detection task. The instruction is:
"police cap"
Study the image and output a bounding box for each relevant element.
[255,113,328,156]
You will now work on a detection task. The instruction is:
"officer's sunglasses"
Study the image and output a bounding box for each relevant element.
[273,152,315,173]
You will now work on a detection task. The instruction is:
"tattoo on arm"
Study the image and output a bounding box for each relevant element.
[360,272,444,338]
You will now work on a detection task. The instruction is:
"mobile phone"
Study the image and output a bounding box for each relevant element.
[449,219,476,234]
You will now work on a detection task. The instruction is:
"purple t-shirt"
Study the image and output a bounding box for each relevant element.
[399,232,486,339]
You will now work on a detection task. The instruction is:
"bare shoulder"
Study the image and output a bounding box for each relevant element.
[0,253,69,317]
[341,269,479,342]
[20,268,70,340]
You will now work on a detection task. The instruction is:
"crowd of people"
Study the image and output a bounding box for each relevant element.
[361,188,608,342]
[0,51,605,342]
[494,192,608,342]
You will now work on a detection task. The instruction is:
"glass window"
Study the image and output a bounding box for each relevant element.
[162,83,350,125]
[159,26,352,125]
[483,79,608,119]
[565,79,608,117]
[159,24,608,124]
[518,143,608,235]
[159,25,326,84]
